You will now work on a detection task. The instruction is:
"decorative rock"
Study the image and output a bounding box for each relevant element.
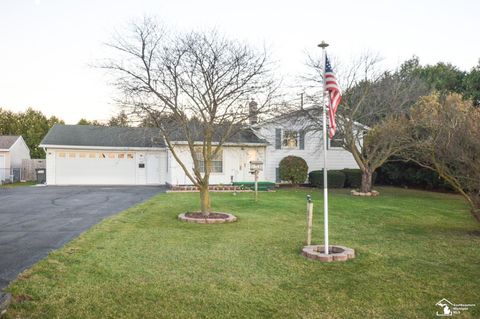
[178,212,237,224]
[301,245,355,262]
[0,292,11,314]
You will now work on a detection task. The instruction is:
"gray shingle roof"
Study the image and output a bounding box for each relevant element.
[40,125,166,148]
[40,124,266,148]
[0,136,20,149]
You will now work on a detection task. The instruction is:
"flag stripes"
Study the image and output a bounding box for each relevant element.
[324,55,342,139]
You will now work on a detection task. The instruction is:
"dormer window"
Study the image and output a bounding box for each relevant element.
[275,128,305,150]
[282,130,298,148]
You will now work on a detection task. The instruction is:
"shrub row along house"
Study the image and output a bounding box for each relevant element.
[40,112,359,186]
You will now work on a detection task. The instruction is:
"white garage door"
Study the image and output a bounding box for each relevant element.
[55,151,136,185]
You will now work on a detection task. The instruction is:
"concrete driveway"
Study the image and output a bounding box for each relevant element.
[0,185,164,290]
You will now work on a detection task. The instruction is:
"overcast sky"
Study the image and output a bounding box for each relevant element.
[1,0,479,124]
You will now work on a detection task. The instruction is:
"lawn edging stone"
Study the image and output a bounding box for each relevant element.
[178,212,237,224]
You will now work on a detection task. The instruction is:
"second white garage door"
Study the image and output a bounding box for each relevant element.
[55,151,137,185]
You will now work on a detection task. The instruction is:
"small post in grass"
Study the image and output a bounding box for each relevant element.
[306,195,313,245]
[254,171,258,202]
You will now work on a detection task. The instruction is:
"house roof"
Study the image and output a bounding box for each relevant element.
[0,136,20,150]
[253,104,369,130]
[40,124,266,148]
[40,125,166,148]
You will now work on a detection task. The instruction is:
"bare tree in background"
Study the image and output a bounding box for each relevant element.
[302,53,427,193]
[108,110,130,127]
[103,18,277,215]
[399,93,480,221]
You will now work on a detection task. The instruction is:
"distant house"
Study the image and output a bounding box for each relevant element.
[0,136,31,183]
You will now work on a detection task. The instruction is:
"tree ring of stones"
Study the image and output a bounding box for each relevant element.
[351,190,380,197]
[178,212,237,224]
[301,245,355,262]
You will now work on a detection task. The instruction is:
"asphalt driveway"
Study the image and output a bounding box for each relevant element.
[0,185,164,290]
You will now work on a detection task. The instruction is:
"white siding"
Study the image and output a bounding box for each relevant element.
[9,137,31,168]
[0,153,6,182]
[46,149,56,184]
[255,119,359,182]
[167,145,266,185]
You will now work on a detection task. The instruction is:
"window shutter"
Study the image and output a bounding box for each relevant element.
[276,167,280,182]
[275,128,282,149]
[299,130,305,150]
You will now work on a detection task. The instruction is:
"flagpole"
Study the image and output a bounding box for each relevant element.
[318,40,329,255]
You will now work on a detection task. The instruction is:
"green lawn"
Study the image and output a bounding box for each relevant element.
[0,181,36,188]
[5,187,480,318]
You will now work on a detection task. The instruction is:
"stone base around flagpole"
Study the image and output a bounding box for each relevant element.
[301,245,355,262]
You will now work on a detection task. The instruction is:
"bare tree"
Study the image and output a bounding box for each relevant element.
[399,93,480,221]
[103,18,277,215]
[303,54,427,193]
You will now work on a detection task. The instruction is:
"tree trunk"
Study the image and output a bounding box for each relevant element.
[360,169,373,193]
[467,191,480,222]
[199,185,211,216]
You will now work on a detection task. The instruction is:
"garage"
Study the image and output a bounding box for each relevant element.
[40,125,167,185]
[54,150,137,185]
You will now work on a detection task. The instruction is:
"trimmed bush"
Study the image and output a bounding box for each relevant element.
[279,156,308,184]
[376,161,453,191]
[342,169,377,188]
[308,170,346,188]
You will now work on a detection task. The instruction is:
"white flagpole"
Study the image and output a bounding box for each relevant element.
[318,41,329,255]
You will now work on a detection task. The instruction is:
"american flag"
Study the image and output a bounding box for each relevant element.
[324,55,342,139]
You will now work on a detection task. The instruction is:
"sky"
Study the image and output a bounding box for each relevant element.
[0,0,479,124]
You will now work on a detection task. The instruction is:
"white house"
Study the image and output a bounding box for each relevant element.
[40,125,267,186]
[0,136,31,183]
[253,113,359,182]
[40,114,359,186]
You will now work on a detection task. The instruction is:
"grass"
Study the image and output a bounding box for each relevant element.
[5,187,480,318]
[0,181,36,188]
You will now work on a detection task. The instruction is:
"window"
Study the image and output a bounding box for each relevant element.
[79,153,86,158]
[108,153,115,159]
[68,152,76,158]
[194,149,223,173]
[328,132,343,149]
[127,153,134,159]
[58,152,66,158]
[118,153,125,159]
[89,153,96,158]
[100,153,106,158]
[282,130,298,148]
